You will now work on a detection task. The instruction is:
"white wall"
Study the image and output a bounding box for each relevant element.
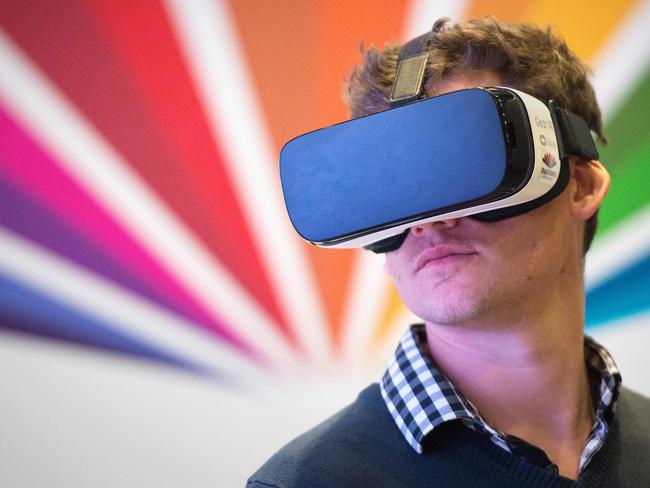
[2,314,649,488]
[0,331,365,488]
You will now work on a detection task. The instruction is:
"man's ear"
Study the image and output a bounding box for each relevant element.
[569,157,610,221]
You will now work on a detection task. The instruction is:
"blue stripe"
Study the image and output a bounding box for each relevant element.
[0,272,221,378]
[0,173,187,316]
[586,251,650,327]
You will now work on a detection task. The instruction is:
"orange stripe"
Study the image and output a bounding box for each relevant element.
[225,1,318,154]
[227,0,408,350]
[312,1,409,349]
[313,2,408,126]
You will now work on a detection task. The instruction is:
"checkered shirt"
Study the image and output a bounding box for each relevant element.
[380,324,621,473]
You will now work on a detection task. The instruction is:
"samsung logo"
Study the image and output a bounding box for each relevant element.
[354,113,409,137]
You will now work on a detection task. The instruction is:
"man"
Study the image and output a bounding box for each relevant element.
[248,18,650,487]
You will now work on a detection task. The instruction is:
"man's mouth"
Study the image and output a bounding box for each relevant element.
[414,245,477,271]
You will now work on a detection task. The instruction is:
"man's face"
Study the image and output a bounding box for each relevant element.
[383,72,583,328]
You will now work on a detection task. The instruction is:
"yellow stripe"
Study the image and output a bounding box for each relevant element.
[370,284,406,354]
[465,0,533,22]
[520,0,639,61]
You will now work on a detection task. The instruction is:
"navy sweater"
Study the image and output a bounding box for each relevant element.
[247,384,650,487]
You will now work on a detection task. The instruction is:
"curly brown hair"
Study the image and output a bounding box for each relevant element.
[344,17,605,252]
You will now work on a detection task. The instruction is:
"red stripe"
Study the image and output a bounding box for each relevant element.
[0,0,295,346]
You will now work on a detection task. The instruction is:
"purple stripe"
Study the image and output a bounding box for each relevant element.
[0,173,193,313]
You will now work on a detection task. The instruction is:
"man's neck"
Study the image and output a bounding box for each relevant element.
[425,306,595,479]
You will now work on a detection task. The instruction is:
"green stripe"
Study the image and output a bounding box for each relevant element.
[595,64,650,236]
[597,63,650,169]
[598,137,650,234]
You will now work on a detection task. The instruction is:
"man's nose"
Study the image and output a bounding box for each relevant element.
[410,218,460,236]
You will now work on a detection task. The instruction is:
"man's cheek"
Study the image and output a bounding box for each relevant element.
[383,253,408,279]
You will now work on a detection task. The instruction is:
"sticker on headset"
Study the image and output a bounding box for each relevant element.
[540,152,558,181]
[539,134,557,149]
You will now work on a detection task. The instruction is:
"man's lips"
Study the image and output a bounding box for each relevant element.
[414,245,477,271]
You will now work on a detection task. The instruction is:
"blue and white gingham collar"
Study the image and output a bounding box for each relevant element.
[380,324,498,454]
[380,324,621,471]
[581,335,622,469]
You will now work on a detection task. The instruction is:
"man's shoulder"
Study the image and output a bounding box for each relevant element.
[617,386,650,439]
[592,386,650,487]
[246,383,411,488]
[618,385,650,407]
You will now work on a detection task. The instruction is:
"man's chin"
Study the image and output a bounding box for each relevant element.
[409,296,488,327]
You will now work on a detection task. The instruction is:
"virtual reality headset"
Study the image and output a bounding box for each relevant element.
[279,33,599,253]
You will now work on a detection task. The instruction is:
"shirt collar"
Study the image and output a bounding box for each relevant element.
[584,335,622,418]
[380,324,622,455]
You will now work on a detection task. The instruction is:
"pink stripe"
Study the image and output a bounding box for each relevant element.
[0,105,255,356]
[0,0,288,335]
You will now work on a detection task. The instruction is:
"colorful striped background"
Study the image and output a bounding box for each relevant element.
[1,0,649,388]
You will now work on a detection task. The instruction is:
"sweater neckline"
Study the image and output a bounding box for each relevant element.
[362,383,616,488]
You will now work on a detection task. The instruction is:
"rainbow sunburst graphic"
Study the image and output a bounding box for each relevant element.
[0,0,648,387]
